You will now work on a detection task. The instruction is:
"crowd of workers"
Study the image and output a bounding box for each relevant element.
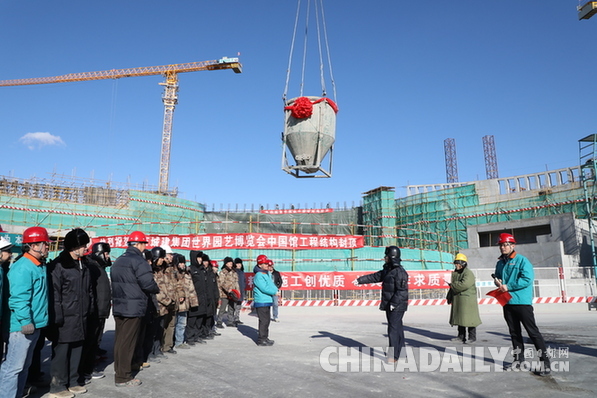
[0,227,280,398]
[0,226,553,397]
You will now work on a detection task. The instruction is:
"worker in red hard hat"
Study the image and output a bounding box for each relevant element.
[253,254,278,346]
[494,232,551,376]
[0,227,50,398]
[110,231,159,387]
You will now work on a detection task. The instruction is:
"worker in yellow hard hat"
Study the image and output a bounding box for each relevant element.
[446,253,481,343]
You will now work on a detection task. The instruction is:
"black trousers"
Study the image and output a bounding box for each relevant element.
[50,340,84,392]
[114,316,141,383]
[503,304,548,361]
[185,314,202,342]
[78,315,101,381]
[256,306,271,342]
[385,309,405,360]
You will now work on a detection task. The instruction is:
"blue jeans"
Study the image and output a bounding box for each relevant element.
[272,295,279,319]
[175,312,188,345]
[0,329,40,398]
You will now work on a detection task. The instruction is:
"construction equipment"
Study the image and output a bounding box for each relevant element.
[579,1,597,20]
[281,0,338,178]
[0,58,242,194]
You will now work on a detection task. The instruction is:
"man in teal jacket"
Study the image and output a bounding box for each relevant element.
[253,254,278,346]
[494,233,550,376]
[0,227,50,398]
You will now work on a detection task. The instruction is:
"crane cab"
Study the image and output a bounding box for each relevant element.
[579,1,597,20]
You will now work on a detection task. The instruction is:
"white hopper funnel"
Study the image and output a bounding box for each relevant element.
[281,96,338,178]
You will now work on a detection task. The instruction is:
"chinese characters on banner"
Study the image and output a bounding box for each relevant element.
[245,271,452,291]
[259,208,333,215]
[93,233,364,250]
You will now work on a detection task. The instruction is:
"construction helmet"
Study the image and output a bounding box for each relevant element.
[256,254,269,265]
[267,259,274,266]
[23,226,50,244]
[64,228,90,251]
[228,289,241,302]
[128,231,148,244]
[454,253,468,263]
[211,260,219,268]
[151,246,166,261]
[384,246,401,259]
[92,242,111,255]
[162,244,173,254]
[0,236,14,252]
[498,233,516,245]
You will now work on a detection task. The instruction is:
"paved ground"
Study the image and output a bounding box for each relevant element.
[29,303,597,398]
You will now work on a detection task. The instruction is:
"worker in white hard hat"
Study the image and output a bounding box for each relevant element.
[0,236,14,319]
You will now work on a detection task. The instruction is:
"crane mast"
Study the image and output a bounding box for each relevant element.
[159,71,179,194]
[0,58,242,194]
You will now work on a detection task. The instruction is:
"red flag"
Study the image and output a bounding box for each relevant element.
[486,289,512,306]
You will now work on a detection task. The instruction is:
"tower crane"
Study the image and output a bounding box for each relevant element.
[0,58,242,194]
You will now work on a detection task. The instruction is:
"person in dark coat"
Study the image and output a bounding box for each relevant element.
[136,247,167,366]
[186,251,207,344]
[78,242,112,384]
[357,246,409,363]
[232,258,245,326]
[268,260,283,322]
[110,231,159,388]
[47,228,94,396]
[206,257,221,337]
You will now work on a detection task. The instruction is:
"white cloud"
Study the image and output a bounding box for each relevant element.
[19,132,65,150]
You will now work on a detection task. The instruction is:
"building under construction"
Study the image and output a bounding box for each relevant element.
[0,135,595,301]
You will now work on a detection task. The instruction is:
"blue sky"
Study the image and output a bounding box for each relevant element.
[0,1,588,210]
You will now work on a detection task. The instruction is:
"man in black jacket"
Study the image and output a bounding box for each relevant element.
[48,228,94,397]
[357,246,409,363]
[110,231,159,388]
[78,242,112,384]
[268,260,283,322]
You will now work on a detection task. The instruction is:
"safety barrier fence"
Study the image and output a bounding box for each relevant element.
[241,267,597,307]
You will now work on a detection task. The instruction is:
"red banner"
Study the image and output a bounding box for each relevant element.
[259,208,333,214]
[94,233,363,250]
[246,270,451,291]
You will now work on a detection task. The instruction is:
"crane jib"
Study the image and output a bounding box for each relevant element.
[0,60,242,87]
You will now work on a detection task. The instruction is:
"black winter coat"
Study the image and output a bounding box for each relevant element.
[188,251,213,317]
[235,268,246,301]
[111,246,159,318]
[272,270,283,289]
[357,259,409,312]
[88,254,112,319]
[47,251,94,343]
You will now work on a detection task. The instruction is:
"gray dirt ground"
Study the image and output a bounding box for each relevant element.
[29,303,597,398]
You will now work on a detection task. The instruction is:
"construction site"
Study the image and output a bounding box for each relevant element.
[1,2,596,308]
[0,133,594,305]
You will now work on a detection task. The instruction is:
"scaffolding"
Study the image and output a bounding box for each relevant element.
[579,134,597,278]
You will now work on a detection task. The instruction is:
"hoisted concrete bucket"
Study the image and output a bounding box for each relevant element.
[282,96,338,178]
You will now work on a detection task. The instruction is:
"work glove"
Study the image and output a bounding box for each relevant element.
[21,323,35,335]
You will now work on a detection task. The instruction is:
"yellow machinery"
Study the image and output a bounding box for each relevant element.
[0,58,242,194]
[579,1,597,20]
